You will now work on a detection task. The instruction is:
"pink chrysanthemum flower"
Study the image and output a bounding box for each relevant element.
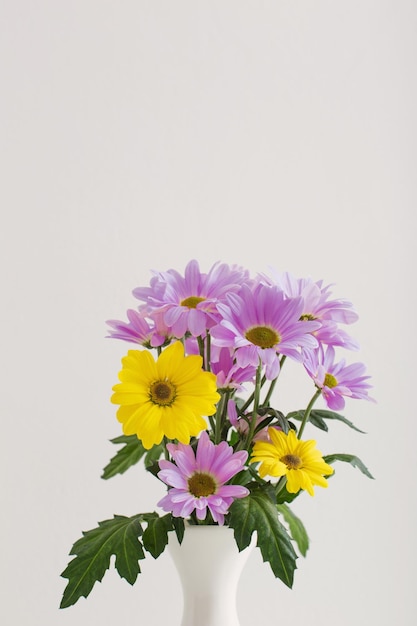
[182,341,256,389]
[211,283,321,379]
[106,308,170,348]
[157,431,249,525]
[264,271,360,351]
[132,259,249,338]
[210,347,257,390]
[184,337,256,391]
[303,346,374,411]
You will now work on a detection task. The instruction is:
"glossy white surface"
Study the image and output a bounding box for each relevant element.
[169,526,254,626]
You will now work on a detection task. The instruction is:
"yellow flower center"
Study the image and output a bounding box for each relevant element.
[188,472,217,497]
[149,380,177,406]
[180,296,206,309]
[324,373,338,388]
[280,454,303,470]
[245,325,280,349]
[300,313,317,321]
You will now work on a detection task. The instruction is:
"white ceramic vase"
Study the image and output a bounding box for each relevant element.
[168,524,253,626]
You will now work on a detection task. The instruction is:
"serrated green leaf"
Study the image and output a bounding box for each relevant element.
[228,489,297,587]
[101,435,146,479]
[323,453,374,479]
[60,515,144,608]
[287,409,365,434]
[172,517,185,544]
[277,504,309,557]
[142,514,173,559]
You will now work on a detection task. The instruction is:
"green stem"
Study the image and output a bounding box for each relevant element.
[239,375,266,415]
[208,413,216,432]
[261,355,286,407]
[221,389,230,439]
[238,391,255,415]
[244,361,263,450]
[262,377,277,408]
[197,336,206,370]
[163,437,169,460]
[215,391,229,444]
[297,389,321,439]
[205,332,211,372]
[275,476,287,497]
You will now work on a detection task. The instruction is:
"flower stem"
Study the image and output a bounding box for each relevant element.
[244,361,263,449]
[163,437,169,460]
[297,389,321,438]
[214,391,229,444]
[239,374,266,415]
[197,336,206,370]
[262,377,277,408]
[205,331,211,372]
[275,476,287,497]
[208,413,216,432]
[261,355,286,407]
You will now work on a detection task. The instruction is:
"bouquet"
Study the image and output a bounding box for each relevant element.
[60,260,374,609]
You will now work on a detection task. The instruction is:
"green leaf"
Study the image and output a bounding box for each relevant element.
[275,483,301,505]
[60,515,145,609]
[229,468,253,486]
[323,453,374,479]
[256,409,291,434]
[142,514,174,559]
[172,517,185,544]
[228,488,298,587]
[287,409,366,434]
[277,504,309,557]
[144,443,165,467]
[101,435,146,479]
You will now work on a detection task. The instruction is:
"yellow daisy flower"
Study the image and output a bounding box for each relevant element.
[250,428,334,496]
[111,341,220,449]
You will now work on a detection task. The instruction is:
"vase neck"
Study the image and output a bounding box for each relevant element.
[168,525,253,626]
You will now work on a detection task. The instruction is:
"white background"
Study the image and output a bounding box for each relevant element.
[1,1,415,625]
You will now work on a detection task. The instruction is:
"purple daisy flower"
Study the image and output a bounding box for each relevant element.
[106,308,170,348]
[264,271,360,351]
[181,341,255,389]
[210,347,257,390]
[132,259,249,338]
[157,431,249,525]
[303,345,375,411]
[211,282,321,379]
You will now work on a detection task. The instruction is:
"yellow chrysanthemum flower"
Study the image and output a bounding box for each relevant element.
[111,341,220,449]
[250,428,334,496]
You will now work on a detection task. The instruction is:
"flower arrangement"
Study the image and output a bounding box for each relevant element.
[60,260,374,609]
